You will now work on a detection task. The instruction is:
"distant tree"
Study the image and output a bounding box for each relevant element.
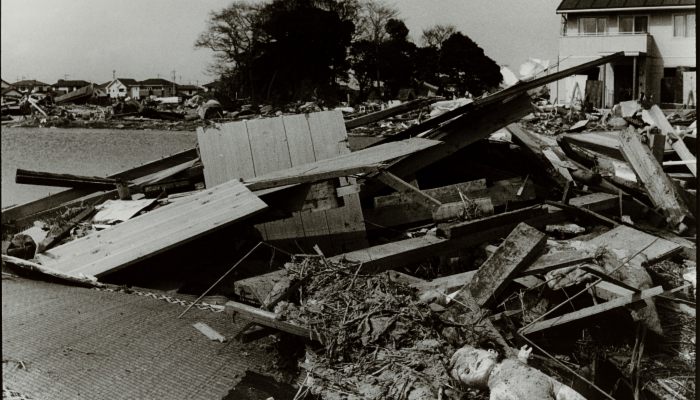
[196,0,354,104]
[194,2,265,99]
[421,24,457,48]
[354,0,399,43]
[439,32,502,96]
[378,18,416,98]
[256,0,354,102]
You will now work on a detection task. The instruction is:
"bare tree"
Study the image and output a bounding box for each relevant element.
[421,24,457,48]
[194,2,266,75]
[355,0,399,43]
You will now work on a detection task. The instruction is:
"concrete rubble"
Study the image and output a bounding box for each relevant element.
[1,54,696,400]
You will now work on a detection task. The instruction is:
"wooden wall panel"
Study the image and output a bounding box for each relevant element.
[197,111,366,248]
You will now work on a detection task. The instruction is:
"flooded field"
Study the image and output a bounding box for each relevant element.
[1,127,198,208]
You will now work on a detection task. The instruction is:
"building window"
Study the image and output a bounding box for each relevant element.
[620,15,648,34]
[579,17,607,35]
[674,13,696,37]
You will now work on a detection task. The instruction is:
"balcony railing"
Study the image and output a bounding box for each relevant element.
[559,33,650,55]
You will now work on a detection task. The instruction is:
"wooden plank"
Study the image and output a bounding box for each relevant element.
[507,123,572,188]
[579,266,641,293]
[192,322,226,342]
[438,206,548,239]
[344,97,437,130]
[15,169,120,189]
[670,137,697,177]
[375,170,442,211]
[263,114,318,239]
[34,180,267,278]
[364,93,534,199]
[2,148,199,225]
[242,138,440,191]
[374,178,487,208]
[432,198,494,223]
[46,182,262,271]
[587,225,682,268]
[247,117,292,175]
[520,286,663,334]
[225,300,318,340]
[306,111,347,238]
[370,52,625,146]
[619,127,692,229]
[468,223,547,308]
[410,270,476,294]
[518,250,594,277]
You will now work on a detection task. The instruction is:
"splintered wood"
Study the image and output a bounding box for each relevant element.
[618,127,693,231]
[468,223,547,308]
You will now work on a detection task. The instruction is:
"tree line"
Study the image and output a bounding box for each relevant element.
[195,0,503,105]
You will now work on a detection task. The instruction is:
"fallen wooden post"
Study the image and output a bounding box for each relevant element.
[669,135,697,177]
[580,266,641,293]
[507,123,573,189]
[2,148,199,226]
[375,170,442,211]
[518,250,594,277]
[468,223,547,308]
[344,97,439,131]
[520,286,664,335]
[618,127,693,231]
[242,138,440,191]
[544,200,619,227]
[16,169,124,190]
[225,300,320,341]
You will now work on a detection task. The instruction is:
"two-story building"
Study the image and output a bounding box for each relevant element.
[107,78,140,99]
[138,78,178,98]
[555,0,695,107]
[53,79,92,95]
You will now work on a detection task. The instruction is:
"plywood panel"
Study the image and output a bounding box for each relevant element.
[246,117,300,240]
[246,118,291,175]
[35,180,267,278]
[196,111,378,246]
[262,114,320,239]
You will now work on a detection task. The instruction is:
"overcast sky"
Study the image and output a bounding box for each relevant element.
[1,0,561,85]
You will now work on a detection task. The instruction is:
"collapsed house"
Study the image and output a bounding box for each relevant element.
[1,52,696,399]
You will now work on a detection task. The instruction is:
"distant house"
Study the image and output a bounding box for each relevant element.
[138,78,177,98]
[94,82,111,98]
[2,87,23,102]
[12,79,51,93]
[1,79,11,90]
[556,0,696,107]
[203,81,220,93]
[176,84,203,97]
[53,79,92,95]
[107,78,140,99]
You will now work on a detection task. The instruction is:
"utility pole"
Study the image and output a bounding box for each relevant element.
[112,70,116,80]
[171,70,176,95]
[64,74,69,81]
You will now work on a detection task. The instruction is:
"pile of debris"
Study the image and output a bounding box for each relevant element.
[1,51,696,400]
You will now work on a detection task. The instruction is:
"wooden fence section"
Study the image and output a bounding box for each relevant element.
[197,111,366,246]
[34,180,267,278]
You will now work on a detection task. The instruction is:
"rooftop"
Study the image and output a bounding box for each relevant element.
[557,0,695,12]
[54,79,91,88]
[12,79,49,87]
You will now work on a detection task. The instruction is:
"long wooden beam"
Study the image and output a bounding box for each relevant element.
[344,97,439,130]
[371,52,626,145]
[619,127,692,230]
[16,169,123,189]
[375,170,442,211]
[520,286,663,334]
[2,148,199,225]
